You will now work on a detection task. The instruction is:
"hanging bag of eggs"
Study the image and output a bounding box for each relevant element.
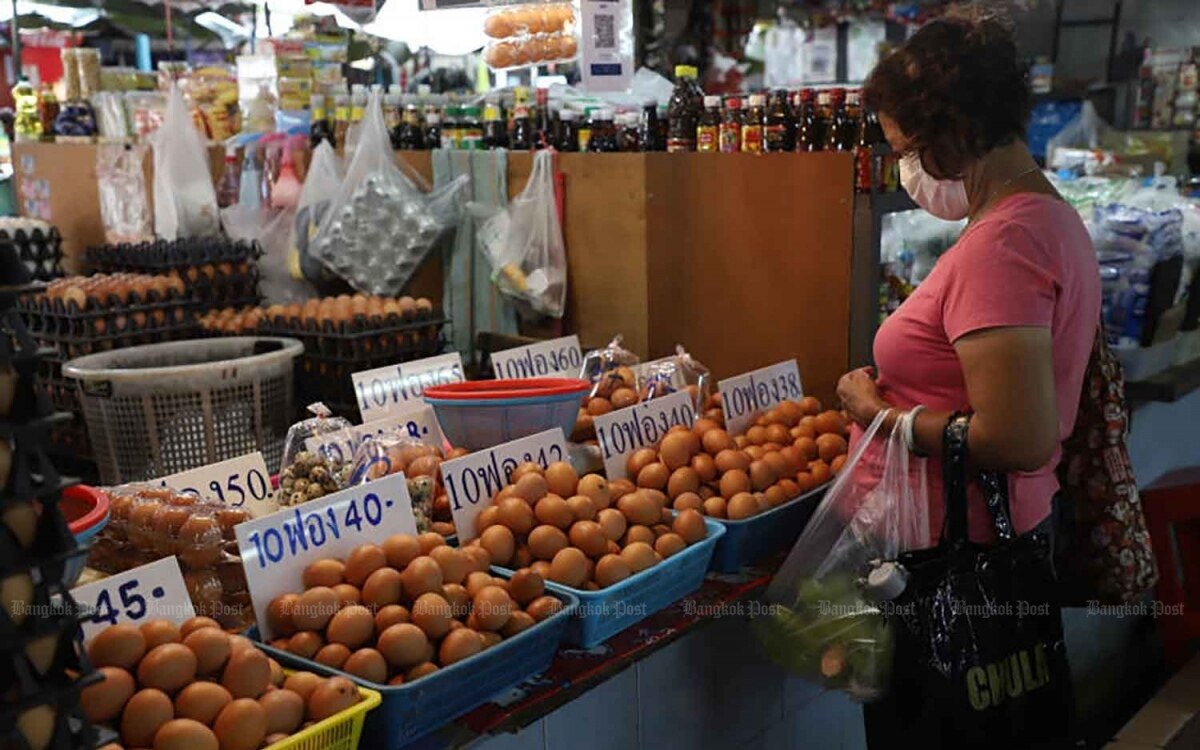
[483,1,580,70]
[310,90,469,296]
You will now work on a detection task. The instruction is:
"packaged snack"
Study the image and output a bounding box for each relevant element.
[281,402,354,471]
[638,344,712,409]
[344,429,450,533]
[482,2,579,70]
[572,335,640,442]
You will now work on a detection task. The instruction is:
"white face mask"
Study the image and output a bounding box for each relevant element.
[900,153,969,221]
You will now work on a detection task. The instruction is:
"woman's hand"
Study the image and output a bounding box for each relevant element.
[837,367,889,428]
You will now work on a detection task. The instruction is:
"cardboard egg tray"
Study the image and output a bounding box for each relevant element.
[0,227,64,283]
[85,236,262,274]
[0,672,106,750]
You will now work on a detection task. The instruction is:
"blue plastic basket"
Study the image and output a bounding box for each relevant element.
[501,518,725,649]
[248,588,577,749]
[708,484,829,573]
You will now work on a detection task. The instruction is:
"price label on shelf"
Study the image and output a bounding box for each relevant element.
[593,390,696,481]
[718,360,804,436]
[161,452,276,518]
[490,335,583,379]
[72,558,195,640]
[352,352,465,421]
[236,472,417,640]
[444,428,568,543]
[304,404,447,467]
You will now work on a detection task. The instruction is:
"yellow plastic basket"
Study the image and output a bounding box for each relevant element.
[264,672,383,750]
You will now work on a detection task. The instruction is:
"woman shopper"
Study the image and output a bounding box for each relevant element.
[836,9,1098,749]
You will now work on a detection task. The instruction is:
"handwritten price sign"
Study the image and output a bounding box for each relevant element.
[72,558,195,640]
[161,452,276,518]
[304,405,447,467]
[718,360,804,436]
[352,352,465,421]
[236,472,418,640]
[444,429,568,543]
[490,335,583,379]
[593,390,696,481]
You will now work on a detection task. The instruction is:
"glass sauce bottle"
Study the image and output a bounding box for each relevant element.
[696,96,720,153]
[719,97,742,153]
[741,94,766,154]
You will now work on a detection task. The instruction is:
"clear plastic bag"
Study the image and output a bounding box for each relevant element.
[757,411,930,702]
[572,335,641,442]
[278,404,355,507]
[96,143,153,244]
[345,430,446,532]
[151,86,219,240]
[639,345,712,408]
[281,403,354,470]
[479,150,567,318]
[312,90,468,296]
[293,141,344,286]
[482,2,579,70]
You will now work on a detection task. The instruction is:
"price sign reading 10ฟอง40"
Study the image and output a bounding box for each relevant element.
[717,360,804,436]
[593,390,697,481]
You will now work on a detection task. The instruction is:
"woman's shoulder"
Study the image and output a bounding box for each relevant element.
[951,192,1093,270]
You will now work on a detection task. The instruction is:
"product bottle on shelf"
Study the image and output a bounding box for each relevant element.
[441,105,460,149]
[425,111,443,149]
[460,106,484,150]
[638,99,662,151]
[534,87,553,149]
[385,91,403,148]
[558,110,580,152]
[813,89,833,151]
[587,108,618,152]
[741,94,766,154]
[310,93,334,148]
[578,106,596,152]
[667,65,702,152]
[719,97,742,153]
[843,89,863,152]
[511,98,535,150]
[872,112,899,191]
[657,104,670,150]
[399,104,426,150]
[764,89,795,152]
[332,93,350,150]
[618,112,640,152]
[12,79,42,141]
[854,101,874,193]
[216,145,241,208]
[697,95,720,153]
[823,88,848,152]
[795,89,818,152]
[483,101,509,149]
[37,82,58,138]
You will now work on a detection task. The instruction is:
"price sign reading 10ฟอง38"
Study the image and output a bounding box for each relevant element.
[717,360,804,436]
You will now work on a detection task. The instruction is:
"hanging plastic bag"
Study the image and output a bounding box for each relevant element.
[151,85,219,239]
[293,141,344,285]
[96,143,153,244]
[311,90,468,296]
[756,411,929,702]
[479,149,568,318]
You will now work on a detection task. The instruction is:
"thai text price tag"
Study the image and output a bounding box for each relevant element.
[445,429,568,543]
[236,472,418,640]
[161,452,276,517]
[352,352,465,421]
[72,558,195,640]
[718,360,804,436]
[593,390,696,481]
[490,335,583,379]
[304,405,447,467]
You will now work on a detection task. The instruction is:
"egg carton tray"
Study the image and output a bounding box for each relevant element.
[0,606,94,692]
[17,287,197,334]
[0,227,65,283]
[0,665,104,750]
[188,266,263,311]
[85,237,262,273]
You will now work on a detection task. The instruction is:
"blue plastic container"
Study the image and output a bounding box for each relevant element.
[249,587,577,749]
[423,378,590,451]
[708,484,829,573]
[502,518,725,649]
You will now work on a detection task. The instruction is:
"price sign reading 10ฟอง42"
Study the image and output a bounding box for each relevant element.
[72,558,195,640]
[490,335,583,379]
[352,352,465,421]
[159,452,276,518]
[717,360,804,436]
[593,390,697,481]
[444,428,569,543]
[235,472,418,641]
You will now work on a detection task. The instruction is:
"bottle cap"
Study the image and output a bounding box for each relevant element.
[749,94,766,106]
[865,562,909,601]
[703,95,721,107]
[427,113,441,124]
[725,97,741,109]
[675,65,698,79]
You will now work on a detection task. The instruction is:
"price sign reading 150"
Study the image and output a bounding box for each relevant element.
[160,452,275,517]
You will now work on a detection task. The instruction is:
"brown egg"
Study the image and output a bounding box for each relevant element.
[499,611,536,637]
[479,631,503,650]
[400,557,444,600]
[747,426,768,446]
[174,682,232,725]
[525,595,565,622]
[620,542,658,573]
[816,433,848,463]
[88,623,146,670]
[153,718,218,750]
[692,417,720,436]
[778,446,804,476]
[509,461,544,482]
[507,569,545,606]
[326,605,375,650]
[814,410,846,436]
[361,567,403,609]
[655,533,687,559]
[749,461,776,492]
[307,678,359,722]
[343,545,387,586]
[617,491,660,526]
[526,525,568,561]
[594,554,632,588]
[411,593,453,640]
[795,472,817,494]
[719,470,752,499]
[713,449,749,474]
[559,496,595,525]
[407,455,442,478]
[744,445,766,460]
[180,616,221,639]
[586,397,614,416]
[595,507,627,542]
[265,595,298,638]
[259,688,304,735]
[703,496,727,518]
[658,432,692,472]
[177,516,222,568]
[461,545,493,574]
[610,387,638,409]
[674,509,708,543]
[548,547,588,588]
[344,648,388,684]
[314,643,351,669]
[183,627,231,676]
[831,454,847,474]
[213,698,267,750]
[286,631,323,659]
[794,436,819,461]
[766,424,792,446]
[666,467,700,499]
[473,586,514,631]
[81,666,134,722]
[265,733,289,746]
[636,462,669,491]
[608,478,636,501]
[302,559,344,589]
[691,453,718,482]
[439,628,484,666]
[479,526,516,567]
[576,475,611,509]
[382,534,421,569]
[533,494,574,529]
[727,492,760,520]
[701,429,734,455]
[222,647,272,700]
[465,571,496,599]
[497,497,536,535]
[282,672,323,703]
[428,546,470,585]
[625,448,658,478]
[292,587,338,632]
[530,560,552,579]
[621,524,654,546]
[440,583,469,616]
[407,662,440,681]
[569,520,609,559]
[671,493,702,513]
[542,462,578,497]
[372,605,408,633]
[138,643,197,694]
[122,689,174,748]
[512,473,549,503]
[377,623,429,669]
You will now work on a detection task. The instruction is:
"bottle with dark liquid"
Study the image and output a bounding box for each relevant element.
[482,102,509,149]
[398,104,426,150]
[741,94,765,154]
[534,87,553,149]
[667,65,702,152]
[843,89,862,152]
[823,88,848,152]
[618,112,640,152]
[332,93,350,150]
[764,89,795,152]
[425,112,442,149]
[511,100,534,150]
[657,104,669,151]
[460,106,484,150]
[638,99,662,151]
[854,99,873,192]
[587,108,619,152]
[719,97,742,153]
[795,89,818,152]
[696,96,720,153]
[385,92,403,148]
[309,93,334,148]
[813,89,832,151]
[558,110,580,151]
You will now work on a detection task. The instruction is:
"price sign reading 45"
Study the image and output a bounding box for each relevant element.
[593,390,696,481]
[444,428,569,543]
[490,335,583,379]
[717,360,804,436]
[72,558,195,640]
[161,452,276,518]
[352,352,465,421]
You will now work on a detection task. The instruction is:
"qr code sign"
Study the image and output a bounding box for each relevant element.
[594,13,616,50]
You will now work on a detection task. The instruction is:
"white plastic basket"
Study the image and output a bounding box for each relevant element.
[64,337,304,484]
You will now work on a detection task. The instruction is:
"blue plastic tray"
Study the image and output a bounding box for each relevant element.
[708,483,829,573]
[248,587,577,749]
[500,518,725,649]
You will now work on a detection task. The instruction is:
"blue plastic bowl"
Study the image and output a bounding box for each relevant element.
[61,485,110,586]
[424,378,590,450]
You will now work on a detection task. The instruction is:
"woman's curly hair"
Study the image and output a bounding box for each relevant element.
[863,6,1031,179]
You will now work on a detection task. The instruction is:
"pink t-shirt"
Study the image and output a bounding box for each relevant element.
[856,192,1101,543]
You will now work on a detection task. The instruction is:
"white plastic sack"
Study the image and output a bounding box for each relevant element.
[479,150,567,318]
[1047,101,1113,172]
[151,86,219,239]
[757,411,929,702]
[293,141,344,284]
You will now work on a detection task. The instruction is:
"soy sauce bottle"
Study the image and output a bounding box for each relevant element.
[741,94,766,154]
[719,97,742,153]
[587,108,619,152]
[482,103,509,149]
[397,104,426,150]
[764,89,795,152]
[638,99,663,152]
[425,112,442,150]
[309,93,334,149]
[558,110,580,151]
[795,89,819,152]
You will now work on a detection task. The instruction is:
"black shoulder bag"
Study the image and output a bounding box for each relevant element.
[865,413,1077,749]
